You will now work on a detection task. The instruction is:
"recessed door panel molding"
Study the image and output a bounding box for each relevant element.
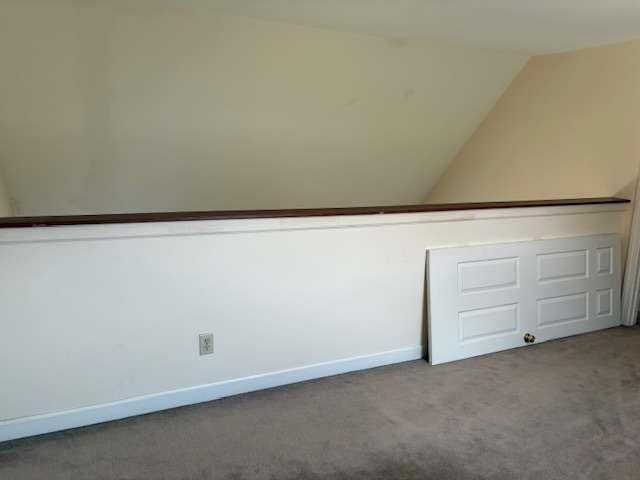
[428,234,621,365]
[537,249,588,284]
[596,289,613,317]
[459,303,519,342]
[458,257,519,294]
[537,292,588,328]
[596,247,613,275]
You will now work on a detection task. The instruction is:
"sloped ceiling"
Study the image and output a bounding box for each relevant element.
[0,1,530,215]
[180,0,640,54]
[427,39,640,204]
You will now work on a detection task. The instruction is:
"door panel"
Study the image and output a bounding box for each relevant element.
[532,235,621,343]
[428,234,621,365]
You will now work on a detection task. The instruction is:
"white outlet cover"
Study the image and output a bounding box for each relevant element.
[199,333,214,355]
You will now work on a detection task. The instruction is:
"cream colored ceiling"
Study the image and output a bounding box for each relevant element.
[187,0,640,54]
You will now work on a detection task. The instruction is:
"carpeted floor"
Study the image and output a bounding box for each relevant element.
[2,327,640,480]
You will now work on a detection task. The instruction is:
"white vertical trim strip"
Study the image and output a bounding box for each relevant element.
[622,181,640,326]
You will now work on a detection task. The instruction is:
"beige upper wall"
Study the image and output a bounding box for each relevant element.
[428,39,640,203]
[0,0,527,216]
[0,172,11,217]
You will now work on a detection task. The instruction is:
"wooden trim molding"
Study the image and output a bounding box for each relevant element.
[0,197,629,229]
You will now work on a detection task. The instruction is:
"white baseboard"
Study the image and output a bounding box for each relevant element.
[0,346,423,443]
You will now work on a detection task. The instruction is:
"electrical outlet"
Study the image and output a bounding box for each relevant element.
[199,333,214,355]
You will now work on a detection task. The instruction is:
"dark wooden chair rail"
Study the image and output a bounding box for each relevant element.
[0,197,629,229]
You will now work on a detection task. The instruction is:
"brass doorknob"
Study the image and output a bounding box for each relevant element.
[524,333,536,344]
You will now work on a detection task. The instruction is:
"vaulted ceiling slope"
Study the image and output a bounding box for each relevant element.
[194,0,640,54]
[0,1,527,215]
[427,39,640,204]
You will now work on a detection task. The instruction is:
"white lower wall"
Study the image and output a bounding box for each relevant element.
[0,203,629,441]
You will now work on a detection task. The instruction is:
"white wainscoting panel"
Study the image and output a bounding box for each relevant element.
[0,203,628,441]
[428,234,621,365]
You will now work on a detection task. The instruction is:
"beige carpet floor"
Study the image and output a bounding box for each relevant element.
[2,327,640,480]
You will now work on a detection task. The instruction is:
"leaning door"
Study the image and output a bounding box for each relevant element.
[427,234,621,365]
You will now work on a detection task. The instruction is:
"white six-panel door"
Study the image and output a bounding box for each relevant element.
[427,234,621,365]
